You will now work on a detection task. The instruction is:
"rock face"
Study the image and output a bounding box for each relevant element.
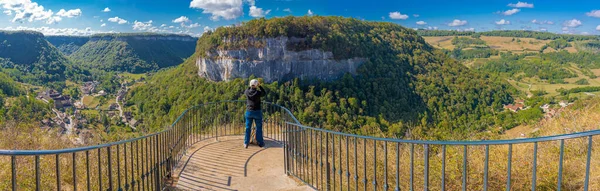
[197,37,366,82]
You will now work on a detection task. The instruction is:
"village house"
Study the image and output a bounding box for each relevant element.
[504,103,525,112]
[38,89,73,109]
[540,104,551,113]
[81,81,99,95]
[109,103,119,110]
[53,95,73,109]
[559,101,572,108]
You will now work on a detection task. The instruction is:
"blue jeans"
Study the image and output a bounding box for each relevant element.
[244,110,264,146]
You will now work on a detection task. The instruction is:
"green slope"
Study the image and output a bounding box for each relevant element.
[70,33,197,73]
[0,30,82,85]
[127,16,516,139]
[46,35,90,55]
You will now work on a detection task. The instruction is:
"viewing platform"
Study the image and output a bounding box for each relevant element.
[0,100,598,190]
[172,136,310,191]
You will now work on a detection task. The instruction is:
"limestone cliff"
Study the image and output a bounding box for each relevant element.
[196,37,365,82]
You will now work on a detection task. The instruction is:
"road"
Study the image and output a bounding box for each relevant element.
[52,108,75,135]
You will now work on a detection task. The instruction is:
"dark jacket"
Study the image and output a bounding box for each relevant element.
[245,86,265,111]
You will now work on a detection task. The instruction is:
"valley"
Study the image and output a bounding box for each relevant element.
[0,17,599,149]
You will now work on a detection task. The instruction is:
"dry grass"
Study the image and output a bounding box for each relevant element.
[288,98,600,190]
[479,36,551,52]
[82,96,99,108]
[423,35,579,54]
[423,36,457,49]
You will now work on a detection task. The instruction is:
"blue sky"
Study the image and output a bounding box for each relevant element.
[0,0,599,36]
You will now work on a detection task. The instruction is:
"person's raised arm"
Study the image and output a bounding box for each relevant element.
[259,86,266,97]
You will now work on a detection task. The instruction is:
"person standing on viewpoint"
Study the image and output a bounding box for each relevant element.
[244,79,266,148]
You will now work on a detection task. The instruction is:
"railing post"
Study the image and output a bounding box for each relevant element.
[156,135,161,191]
[284,123,289,175]
[424,144,429,191]
[36,155,41,191]
[56,154,61,191]
[11,155,16,191]
[326,133,331,191]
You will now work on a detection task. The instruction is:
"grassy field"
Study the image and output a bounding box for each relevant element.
[82,96,100,108]
[120,72,147,83]
[65,80,78,88]
[423,36,578,54]
[423,36,457,49]
[98,99,116,110]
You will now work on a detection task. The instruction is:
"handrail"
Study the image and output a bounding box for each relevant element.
[287,122,600,145]
[1,100,598,191]
[1,99,597,152]
[0,100,299,155]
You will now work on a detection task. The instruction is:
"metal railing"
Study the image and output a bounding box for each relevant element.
[1,100,598,190]
[284,123,600,191]
[0,101,297,191]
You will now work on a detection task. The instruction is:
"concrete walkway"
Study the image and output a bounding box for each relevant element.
[173,136,312,191]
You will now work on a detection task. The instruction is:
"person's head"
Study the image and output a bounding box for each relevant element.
[249,79,259,88]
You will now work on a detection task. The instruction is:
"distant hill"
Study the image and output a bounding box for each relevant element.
[127,16,515,138]
[417,30,600,41]
[0,30,78,85]
[69,33,197,73]
[46,36,90,55]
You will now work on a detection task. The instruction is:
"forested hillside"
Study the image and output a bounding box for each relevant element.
[127,16,516,139]
[418,30,599,41]
[46,36,90,55]
[0,31,89,86]
[69,33,197,73]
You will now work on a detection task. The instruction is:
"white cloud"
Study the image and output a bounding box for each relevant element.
[102,7,110,12]
[586,10,600,18]
[307,9,313,16]
[416,21,427,25]
[508,2,534,8]
[563,19,582,28]
[2,26,101,36]
[413,14,419,18]
[448,19,467,27]
[189,0,243,20]
[108,16,127,24]
[581,32,590,35]
[101,23,106,27]
[46,16,61,24]
[1,0,54,23]
[427,26,438,30]
[3,10,12,15]
[283,8,291,13]
[596,25,600,31]
[502,9,520,16]
[464,28,475,32]
[172,16,190,23]
[160,24,167,27]
[531,19,554,25]
[249,6,270,17]
[169,26,175,29]
[389,12,408,20]
[56,9,81,18]
[185,23,201,28]
[133,20,153,30]
[100,19,103,22]
[203,26,213,33]
[495,19,510,25]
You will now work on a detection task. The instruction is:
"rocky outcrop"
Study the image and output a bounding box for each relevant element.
[196,37,366,82]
